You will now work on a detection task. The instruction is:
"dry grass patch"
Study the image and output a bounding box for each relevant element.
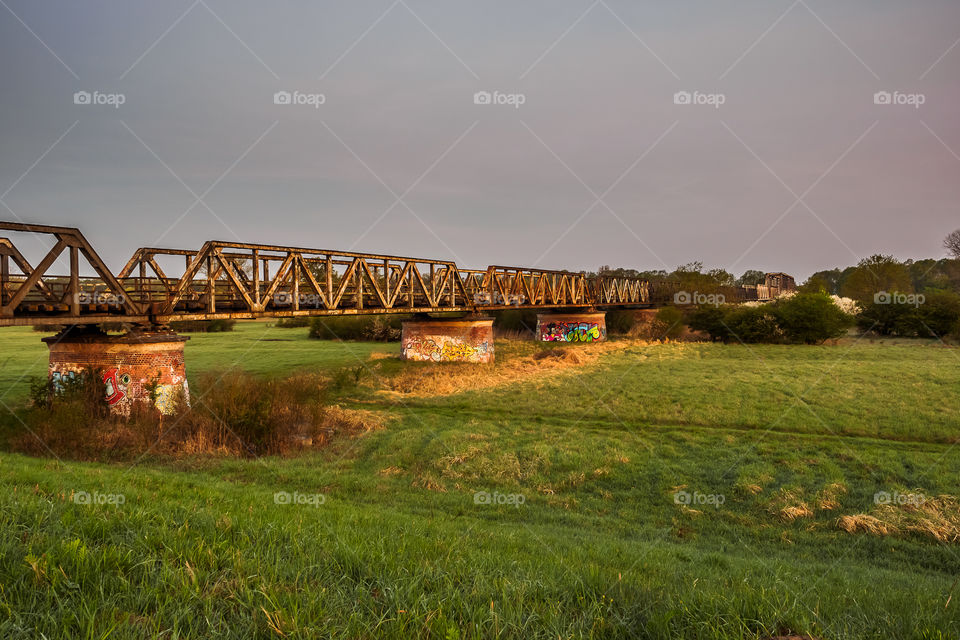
[319,405,385,438]
[837,494,960,543]
[411,474,447,492]
[381,339,649,397]
[837,514,892,537]
[815,483,848,511]
[769,489,814,521]
[378,466,405,476]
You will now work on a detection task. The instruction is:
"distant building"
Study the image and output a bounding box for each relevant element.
[744,272,796,301]
[764,272,796,291]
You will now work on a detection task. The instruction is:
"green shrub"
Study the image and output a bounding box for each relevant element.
[605,310,636,335]
[490,310,539,337]
[274,317,312,328]
[687,306,732,342]
[916,291,960,338]
[856,301,915,335]
[858,291,960,338]
[773,292,853,344]
[652,306,685,340]
[169,319,236,333]
[726,306,782,343]
[14,370,331,459]
[309,316,404,341]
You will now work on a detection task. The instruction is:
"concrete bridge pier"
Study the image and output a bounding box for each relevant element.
[42,326,190,416]
[400,316,494,363]
[536,312,607,343]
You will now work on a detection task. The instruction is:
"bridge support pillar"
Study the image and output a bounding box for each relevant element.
[536,312,606,343]
[42,327,190,416]
[401,317,494,363]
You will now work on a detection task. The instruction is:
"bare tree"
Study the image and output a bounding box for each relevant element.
[946,229,960,259]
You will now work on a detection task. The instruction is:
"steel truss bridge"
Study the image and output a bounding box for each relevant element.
[0,222,657,328]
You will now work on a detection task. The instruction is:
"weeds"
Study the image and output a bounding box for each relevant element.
[7,370,378,460]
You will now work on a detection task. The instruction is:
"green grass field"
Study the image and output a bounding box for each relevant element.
[0,322,958,638]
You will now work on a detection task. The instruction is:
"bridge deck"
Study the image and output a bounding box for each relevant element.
[0,222,654,327]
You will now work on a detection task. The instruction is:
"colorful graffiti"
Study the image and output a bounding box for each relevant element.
[51,370,78,393]
[153,384,178,415]
[540,321,604,343]
[403,337,492,363]
[103,368,131,406]
[153,377,189,415]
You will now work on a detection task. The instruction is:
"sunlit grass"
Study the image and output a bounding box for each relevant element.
[0,323,957,638]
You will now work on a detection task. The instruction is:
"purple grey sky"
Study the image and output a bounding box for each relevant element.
[1,0,958,280]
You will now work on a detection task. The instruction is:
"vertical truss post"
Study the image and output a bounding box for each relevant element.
[357,262,363,310]
[69,245,80,316]
[292,257,300,312]
[252,249,260,306]
[383,258,390,306]
[206,254,215,314]
[0,253,8,307]
[325,255,333,305]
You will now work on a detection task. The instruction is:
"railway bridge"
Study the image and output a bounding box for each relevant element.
[1,221,660,415]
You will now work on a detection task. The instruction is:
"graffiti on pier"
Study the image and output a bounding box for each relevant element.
[153,377,189,415]
[103,368,131,406]
[153,384,177,415]
[540,321,604,343]
[51,370,78,393]
[403,337,492,363]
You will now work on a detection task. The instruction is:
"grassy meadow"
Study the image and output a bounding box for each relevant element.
[0,320,958,638]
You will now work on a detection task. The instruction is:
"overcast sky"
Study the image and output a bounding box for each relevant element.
[1,0,958,280]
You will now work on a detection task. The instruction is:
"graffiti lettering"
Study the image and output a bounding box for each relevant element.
[103,368,131,406]
[540,322,604,343]
[403,337,491,363]
[51,370,78,393]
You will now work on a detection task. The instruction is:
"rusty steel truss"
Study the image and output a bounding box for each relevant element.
[0,221,651,327]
